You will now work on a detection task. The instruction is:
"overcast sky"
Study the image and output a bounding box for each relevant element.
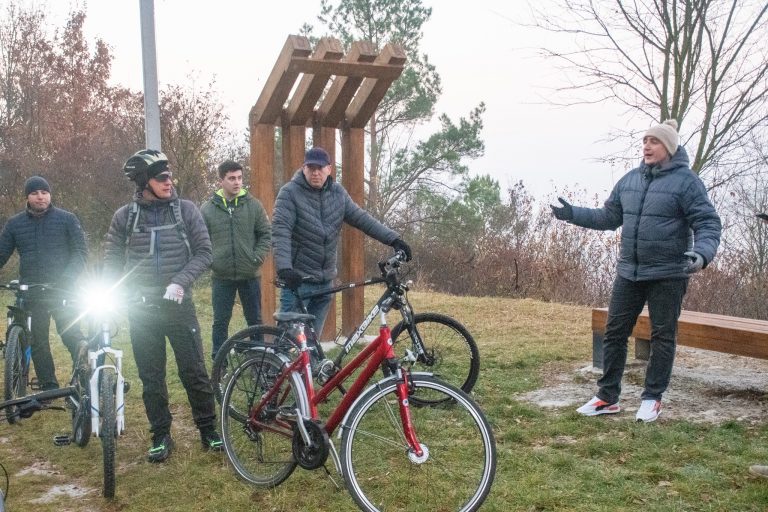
[30,0,637,202]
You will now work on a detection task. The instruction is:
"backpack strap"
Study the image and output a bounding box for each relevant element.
[171,198,192,257]
[125,201,140,250]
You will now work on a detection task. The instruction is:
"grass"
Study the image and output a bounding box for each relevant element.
[0,285,767,511]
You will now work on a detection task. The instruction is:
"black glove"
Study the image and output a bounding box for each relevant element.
[277,268,303,290]
[390,238,412,261]
[550,196,574,221]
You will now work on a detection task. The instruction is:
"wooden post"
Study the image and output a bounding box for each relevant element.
[250,121,277,322]
[340,126,365,334]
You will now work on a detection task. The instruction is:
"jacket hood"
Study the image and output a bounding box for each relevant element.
[133,188,179,207]
[292,169,333,191]
[213,188,248,206]
[640,145,691,176]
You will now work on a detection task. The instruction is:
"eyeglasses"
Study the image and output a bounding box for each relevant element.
[153,172,173,183]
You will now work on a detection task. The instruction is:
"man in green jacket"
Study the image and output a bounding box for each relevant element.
[201,161,271,359]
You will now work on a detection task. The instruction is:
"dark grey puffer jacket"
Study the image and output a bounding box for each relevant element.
[272,170,399,282]
[569,146,721,281]
[103,190,212,293]
[0,205,87,287]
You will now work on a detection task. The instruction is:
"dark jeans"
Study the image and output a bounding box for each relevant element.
[211,277,262,359]
[27,300,83,390]
[128,299,216,436]
[279,281,333,341]
[597,276,688,403]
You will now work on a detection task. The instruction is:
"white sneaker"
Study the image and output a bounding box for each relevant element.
[749,465,768,479]
[576,396,621,416]
[636,399,662,422]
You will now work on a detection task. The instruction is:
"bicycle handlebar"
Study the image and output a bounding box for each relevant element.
[0,281,54,293]
[0,386,76,418]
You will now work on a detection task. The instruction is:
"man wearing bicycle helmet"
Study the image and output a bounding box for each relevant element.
[103,149,222,462]
[0,176,87,391]
[272,146,412,338]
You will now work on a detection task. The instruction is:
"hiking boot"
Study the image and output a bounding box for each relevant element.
[147,433,174,463]
[636,399,662,423]
[576,396,621,416]
[749,465,768,479]
[200,429,224,452]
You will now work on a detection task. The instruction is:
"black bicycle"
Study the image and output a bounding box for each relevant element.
[212,251,480,406]
[0,281,53,424]
[0,385,78,508]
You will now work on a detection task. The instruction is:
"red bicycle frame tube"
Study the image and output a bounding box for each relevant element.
[247,321,423,456]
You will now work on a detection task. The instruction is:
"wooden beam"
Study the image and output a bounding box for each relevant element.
[281,124,306,182]
[340,127,365,333]
[346,43,406,128]
[285,37,343,126]
[288,57,403,80]
[250,123,277,321]
[316,41,377,128]
[250,35,312,125]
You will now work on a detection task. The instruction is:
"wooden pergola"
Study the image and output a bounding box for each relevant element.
[249,35,406,339]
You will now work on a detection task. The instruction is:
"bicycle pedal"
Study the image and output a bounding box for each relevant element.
[53,435,71,446]
[29,377,42,391]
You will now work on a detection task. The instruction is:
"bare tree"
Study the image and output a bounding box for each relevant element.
[530,0,768,188]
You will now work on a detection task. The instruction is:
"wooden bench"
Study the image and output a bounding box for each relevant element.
[591,307,768,369]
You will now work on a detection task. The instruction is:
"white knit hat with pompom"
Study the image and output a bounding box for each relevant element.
[644,119,679,156]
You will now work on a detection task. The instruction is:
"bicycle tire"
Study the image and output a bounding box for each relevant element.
[212,325,298,403]
[71,350,92,447]
[4,326,28,424]
[340,374,497,512]
[99,370,116,499]
[391,313,480,403]
[221,348,308,487]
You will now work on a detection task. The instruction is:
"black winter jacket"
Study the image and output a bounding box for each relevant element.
[103,190,212,294]
[0,205,87,288]
[272,171,399,282]
[569,146,721,281]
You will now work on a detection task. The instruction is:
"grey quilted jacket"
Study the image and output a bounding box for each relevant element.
[569,146,721,281]
[103,190,212,294]
[272,171,399,282]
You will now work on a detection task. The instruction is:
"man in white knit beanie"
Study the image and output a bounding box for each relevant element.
[550,118,721,423]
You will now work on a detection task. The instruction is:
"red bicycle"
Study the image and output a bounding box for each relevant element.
[220,252,496,512]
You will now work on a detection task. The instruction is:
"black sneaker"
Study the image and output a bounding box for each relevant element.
[147,433,174,463]
[200,429,224,452]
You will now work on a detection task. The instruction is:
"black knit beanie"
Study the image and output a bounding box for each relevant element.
[24,176,51,196]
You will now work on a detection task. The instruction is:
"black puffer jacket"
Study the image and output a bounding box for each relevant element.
[272,171,399,282]
[0,205,87,287]
[569,146,721,281]
[103,190,212,293]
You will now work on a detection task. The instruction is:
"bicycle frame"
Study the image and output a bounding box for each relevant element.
[248,305,423,456]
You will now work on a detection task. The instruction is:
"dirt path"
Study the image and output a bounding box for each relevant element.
[516,346,768,424]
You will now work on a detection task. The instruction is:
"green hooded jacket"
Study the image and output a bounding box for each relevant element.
[201,189,271,280]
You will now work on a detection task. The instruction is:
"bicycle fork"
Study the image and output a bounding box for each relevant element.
[88,346,125,437]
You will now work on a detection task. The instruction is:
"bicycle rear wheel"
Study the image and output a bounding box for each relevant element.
[221,348,308,487]
[391,313,480,403]
[99,370,116,499]
[340,374,496,512]
[4,326,29,424]
[212,325,297,403]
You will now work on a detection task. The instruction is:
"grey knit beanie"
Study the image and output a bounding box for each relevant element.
[644,119,679,156]
[24,176,51,196]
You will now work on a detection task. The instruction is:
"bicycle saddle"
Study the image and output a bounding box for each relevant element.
[273,312,315,323]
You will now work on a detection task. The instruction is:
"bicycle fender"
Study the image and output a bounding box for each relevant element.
[335,371,434,440]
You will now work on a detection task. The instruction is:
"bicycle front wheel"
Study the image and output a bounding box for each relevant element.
[99,370,116,499]
[392,313,480,402]
[221,348,308,487]
[340,374,496,512]
[4,325,28,424]
[212,325,297,403]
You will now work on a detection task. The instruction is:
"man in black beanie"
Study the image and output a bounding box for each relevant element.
[0,176,88,390]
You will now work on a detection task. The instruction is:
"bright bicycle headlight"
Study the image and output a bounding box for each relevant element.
[79,283,117,314]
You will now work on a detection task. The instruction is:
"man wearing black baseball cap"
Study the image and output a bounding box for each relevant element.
[0,176,87,390]
[272,146,412,340]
